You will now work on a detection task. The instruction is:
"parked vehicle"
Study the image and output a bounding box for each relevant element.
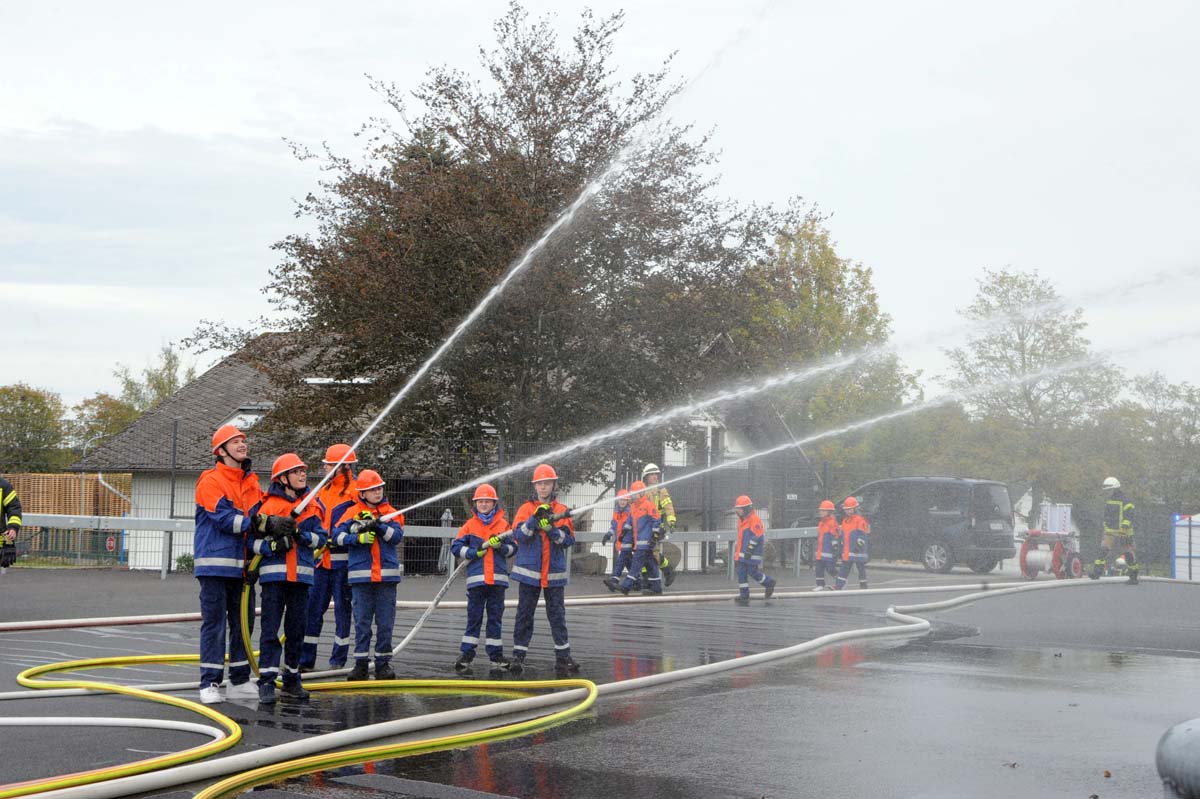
[852,477,1016,573]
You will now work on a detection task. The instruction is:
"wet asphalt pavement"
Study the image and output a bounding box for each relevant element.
[1,566,1197,798]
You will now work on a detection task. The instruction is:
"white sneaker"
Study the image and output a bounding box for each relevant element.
[226,680,259,699]
[198,684,224,704]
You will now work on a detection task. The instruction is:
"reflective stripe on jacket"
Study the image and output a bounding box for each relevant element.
[735,511,766,563]
[609,507,633,551]
[251,483,327,585]
[1104,492,1135,536]
[647,486,675,525]
[511,498,574,588]
[333,498,404,584]
[629,497,660,550]
[841,513,869,562]
[0,477,23,530]
[194,460,263,578]
[816,516,840,562]
[451,510,516,588]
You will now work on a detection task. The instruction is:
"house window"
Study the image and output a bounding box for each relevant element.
[221,404,273,430]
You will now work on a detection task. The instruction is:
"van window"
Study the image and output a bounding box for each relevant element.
[916,484,968,516]
[971,484,1012,519]
[859,486,882,516]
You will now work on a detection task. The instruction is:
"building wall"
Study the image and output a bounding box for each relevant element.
[126,472,199,570]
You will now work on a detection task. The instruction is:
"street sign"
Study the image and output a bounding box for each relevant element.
[105,536,116,553]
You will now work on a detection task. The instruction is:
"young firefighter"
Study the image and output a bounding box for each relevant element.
[619,480,663,595]
[835,496,870,590]
[333,469,404,681]
[641,463,677,587]
[450,483,517,672]
[602,488,634,592]
[733,495,777,605]
[509,463,579,676]
[300,443,357,672]
[193,425,266,704]
[252,454,327,704]
[813,500,839,591]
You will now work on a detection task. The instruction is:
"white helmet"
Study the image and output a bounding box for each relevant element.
[1102,477,1121,490]
[641,463,661,479]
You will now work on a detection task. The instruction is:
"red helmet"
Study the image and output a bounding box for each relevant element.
[356,470,386,492]
[630,480,646,492]
[322,443,358,465]
[616,488,630,499]
[472,483,499,502]
[532,464,559,483]
[818,500,836,511]
[211,424,244,455]
[270,453,306,481]
[842,496,860,511]
[734,495,753,509]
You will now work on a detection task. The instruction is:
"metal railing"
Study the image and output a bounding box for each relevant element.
[20,514,816,580]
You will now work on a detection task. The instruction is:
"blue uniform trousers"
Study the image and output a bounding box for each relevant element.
[197,575,254,688]
[735,560,775,599]
[300,566,352,669]
[815,559,837,588]
[461,584,507,660]
[258,581,309,687]
[351,582,397,665]
[620,549,661,594]
[513,582,570,661]
[835,560,868,589]
[610,549,633,579]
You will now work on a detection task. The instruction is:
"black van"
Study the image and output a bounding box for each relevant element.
[852,477,1016,573]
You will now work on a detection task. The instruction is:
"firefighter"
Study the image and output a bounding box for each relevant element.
[333,469,405,681]
[733,495,776,605]
[1091,476,1138,584]
[509,464,579,676]
[193,425,266,704]
[835,496,869,590]
[813,500,838,591]
[251,454,326,704]
[450,483,517,672]
[620,480,663,596]
[602,488,634,592]
[641,463,677,587]
[0,476,23,569]
[300,443,357,672]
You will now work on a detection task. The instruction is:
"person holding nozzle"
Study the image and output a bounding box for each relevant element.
[193,425,265,704]
[619,480,663,596]
[1091,476,1138,584]
[300,443,357,673]
[602,488,634,592]
[509,463,579,676]
[334,469,405,681]
[251,453,326,704]
[733,494,776,605]
[451,483,517,673]
[0,475,23,570]
[835,496,869,590]
[813,500,839,591]
[641,463,677,587]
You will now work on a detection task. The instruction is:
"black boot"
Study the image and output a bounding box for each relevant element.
[279,681,310,701]
[764,579,776,600]
[346,660,369,682]
[555,655,581,676]
[489,657,511,672]
[454,652,474,673]
[663,562,677,588]
[374,661,396,681]
[734,596,750,606]
[603,576,620,593]
[508,652,525,675]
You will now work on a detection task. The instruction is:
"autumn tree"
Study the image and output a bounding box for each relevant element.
[0,384,71,472]
[205,3,819,481]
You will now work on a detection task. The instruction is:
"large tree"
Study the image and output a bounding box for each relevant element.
[0,384,71,472]
[208,5,790,470]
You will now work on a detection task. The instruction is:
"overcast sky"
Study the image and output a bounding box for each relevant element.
[3,0,1199,408]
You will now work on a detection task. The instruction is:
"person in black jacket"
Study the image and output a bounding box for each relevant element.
[0,476,23,568]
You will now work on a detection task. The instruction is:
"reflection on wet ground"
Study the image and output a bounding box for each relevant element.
[4,582,1198,797]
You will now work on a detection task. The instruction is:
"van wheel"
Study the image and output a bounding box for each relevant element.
[968,557,999,574]
[922,541,954,573]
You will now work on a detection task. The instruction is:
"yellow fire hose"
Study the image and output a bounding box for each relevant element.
[0,555,597,799]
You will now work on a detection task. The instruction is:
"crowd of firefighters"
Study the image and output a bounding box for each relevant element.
[2,420,1139,707]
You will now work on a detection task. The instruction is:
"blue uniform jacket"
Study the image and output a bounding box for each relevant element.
[193,460,263,578]
[511,498,574,588]
[251,483,328,585]
[629,497,660,551]
[451,509,517,589]
[333,499,404,584]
